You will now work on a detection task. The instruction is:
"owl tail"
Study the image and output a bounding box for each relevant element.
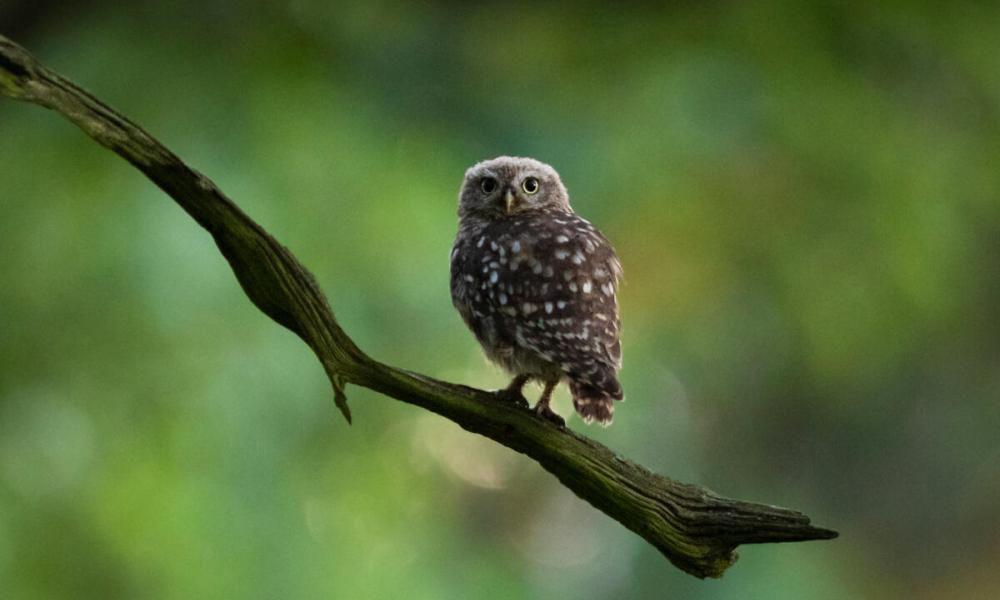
[569,374,623,426]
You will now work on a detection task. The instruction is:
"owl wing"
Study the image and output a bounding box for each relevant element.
[488,214,623,382]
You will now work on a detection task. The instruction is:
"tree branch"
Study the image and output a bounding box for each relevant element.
[0,35,836,578]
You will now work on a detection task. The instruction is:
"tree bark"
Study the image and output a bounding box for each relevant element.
[0,35,836,578]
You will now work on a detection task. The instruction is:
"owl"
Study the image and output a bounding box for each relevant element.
[450,156,623,426]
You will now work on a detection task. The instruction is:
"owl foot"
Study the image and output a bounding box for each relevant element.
[534,403,565,428]
[494,388,529,409]
[495,374,531,409]
[533,379,564,426]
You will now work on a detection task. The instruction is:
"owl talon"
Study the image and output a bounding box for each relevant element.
[533,380,564,426]
[495,374,531,408]
[534,403,565,428]
[495,388,529,409]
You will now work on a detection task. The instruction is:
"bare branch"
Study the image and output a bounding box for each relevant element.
[0,35,836,578]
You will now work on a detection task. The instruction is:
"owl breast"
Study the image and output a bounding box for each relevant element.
[450,212,622,387]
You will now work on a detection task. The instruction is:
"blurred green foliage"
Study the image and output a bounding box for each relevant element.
[2,2,999,598]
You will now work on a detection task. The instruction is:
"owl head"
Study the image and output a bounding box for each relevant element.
[458,156,571,220]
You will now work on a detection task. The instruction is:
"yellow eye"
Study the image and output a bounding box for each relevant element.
[522,177,539,194]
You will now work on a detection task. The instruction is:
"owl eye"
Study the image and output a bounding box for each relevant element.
[522,177,540,194]
[480,177,498,194]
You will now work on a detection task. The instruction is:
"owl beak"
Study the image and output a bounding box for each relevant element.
[503,188,516,214]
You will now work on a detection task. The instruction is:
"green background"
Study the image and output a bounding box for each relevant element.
[2,2,999,598]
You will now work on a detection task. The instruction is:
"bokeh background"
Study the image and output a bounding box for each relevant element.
[2,2,999,598]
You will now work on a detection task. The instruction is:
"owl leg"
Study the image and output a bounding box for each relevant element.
[534,380,565,428]
[495,373,530,408]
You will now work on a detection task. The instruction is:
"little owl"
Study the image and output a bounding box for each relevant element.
[450,156,623,426]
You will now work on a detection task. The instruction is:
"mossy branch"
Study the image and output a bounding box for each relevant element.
[0,35,836,578]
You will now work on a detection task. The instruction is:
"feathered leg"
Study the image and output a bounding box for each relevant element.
[534,379,564,427]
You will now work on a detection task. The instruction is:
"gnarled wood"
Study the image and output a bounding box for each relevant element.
[0,34,837,578]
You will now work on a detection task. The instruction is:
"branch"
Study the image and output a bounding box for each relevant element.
[0,35,836,578]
